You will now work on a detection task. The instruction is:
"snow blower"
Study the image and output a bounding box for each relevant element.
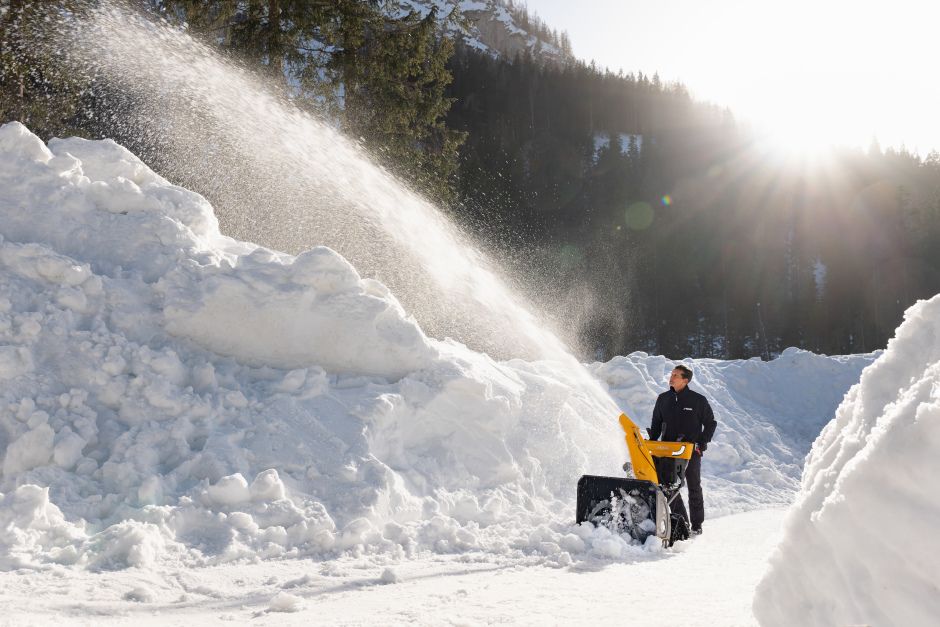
[576,413,694,546]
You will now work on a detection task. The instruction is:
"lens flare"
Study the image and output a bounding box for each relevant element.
[626,202,654,230]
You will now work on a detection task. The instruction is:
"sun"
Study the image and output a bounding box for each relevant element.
[720,67,881,164]
[745,101,854,164]
[661,0,940,160]
[753,116,837,162]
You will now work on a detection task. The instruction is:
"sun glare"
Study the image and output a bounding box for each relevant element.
[739,67,891,163]
[633,0,940,159]
[754,117,837,162]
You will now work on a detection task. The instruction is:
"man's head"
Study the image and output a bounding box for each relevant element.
[669,365,693,392]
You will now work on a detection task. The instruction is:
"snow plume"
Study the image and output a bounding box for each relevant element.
[58,1,573,363]
[753,295,940,626]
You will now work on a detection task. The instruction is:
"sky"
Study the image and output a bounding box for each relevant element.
[527,0,940,157]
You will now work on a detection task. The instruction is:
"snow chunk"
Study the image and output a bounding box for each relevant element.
[267,592,304,613]
[53,430,87,470]
[250,469,286,502]
[85,521,169,571]
[123,586,155,603]
[0,485,85,570]
[205,473,251,506]
[0,121,53,164]
[3,424,54,475]
[0,346,33,379]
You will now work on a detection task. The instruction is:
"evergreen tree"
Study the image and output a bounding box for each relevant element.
[0,0,89,138]
[327,5,466,201]
[160,0,465,201]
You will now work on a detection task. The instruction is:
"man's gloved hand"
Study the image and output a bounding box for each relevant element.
[696,439,707,455]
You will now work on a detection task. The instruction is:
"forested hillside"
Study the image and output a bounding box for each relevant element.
[445,41,940,360]
[3,0,939,359]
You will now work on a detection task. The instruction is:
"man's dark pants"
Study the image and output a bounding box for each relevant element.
[671,451,703,531]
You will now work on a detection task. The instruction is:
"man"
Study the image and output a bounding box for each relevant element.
[648,364,717,535]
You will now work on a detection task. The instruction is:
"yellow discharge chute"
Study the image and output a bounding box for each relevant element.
[618,413,694,483]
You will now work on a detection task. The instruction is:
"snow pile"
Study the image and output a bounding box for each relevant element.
[753,295,940,626]
[0,123,435,379]
[267,591,304,613]
[0,122,625,569]
[0,485,86,569]
[0,122,872,573]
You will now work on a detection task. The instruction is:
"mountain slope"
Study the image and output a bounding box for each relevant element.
[394,0,569,62]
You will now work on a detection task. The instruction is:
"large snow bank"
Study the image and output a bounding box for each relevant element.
[0,122,871,572]
[753,295,940,626]
[0,123,435,378]
[0,122,625,569]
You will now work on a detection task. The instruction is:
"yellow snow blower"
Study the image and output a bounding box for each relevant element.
[576,413,695,546]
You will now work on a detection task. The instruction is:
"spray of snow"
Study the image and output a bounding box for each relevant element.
[753,295,940,626]
[813,257,827,301]
[57,1,573,363]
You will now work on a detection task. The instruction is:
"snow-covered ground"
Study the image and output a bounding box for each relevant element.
[0,122,935,625]
[0,509,784,625]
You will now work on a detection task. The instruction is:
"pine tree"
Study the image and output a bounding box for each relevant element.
[326,5,466,202]
[0,0,89,138]
[161,0,465,202]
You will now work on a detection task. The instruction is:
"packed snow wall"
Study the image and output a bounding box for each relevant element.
[753,295,940,626]
[0,123,872,570]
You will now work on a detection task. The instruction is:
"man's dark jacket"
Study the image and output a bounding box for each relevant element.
[649,386,717,447]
